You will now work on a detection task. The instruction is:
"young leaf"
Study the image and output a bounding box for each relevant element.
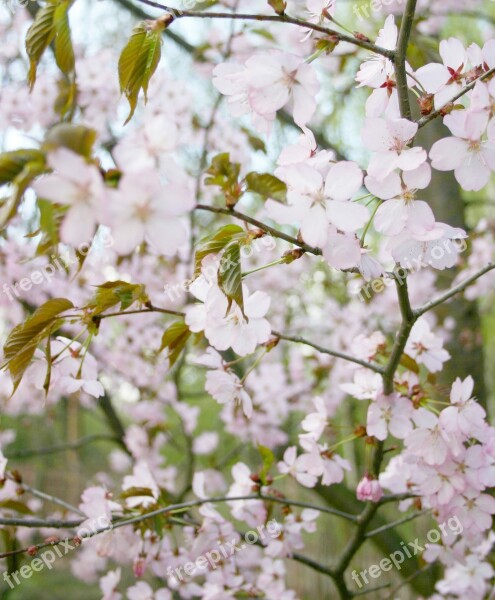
[158,320,191,367]
[0,150,45,186]
[0,160,47,233]
[25,1,58,89]
[53,1,75,77]
[88,281,148,316]
[25,0,75,89]
[267,0,287,15]
[246,172,287,202]
[2,298,74,394]
[205,153,242,207]
[118,20,165,124]
[399,353,420,374]
[194,224,245,278]
[43,123,97,158]
[258,444,275,484]
[218,241,244,313]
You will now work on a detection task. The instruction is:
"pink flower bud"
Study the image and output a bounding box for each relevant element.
[133,557,146,578]
[356,475,383,503]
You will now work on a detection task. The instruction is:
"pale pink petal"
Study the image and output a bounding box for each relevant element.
[430,137,468,170]
[324,161,363,202]
[327,200,369,232]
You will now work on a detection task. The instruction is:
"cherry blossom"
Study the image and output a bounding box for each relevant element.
[416,38,468,109]
[213,50,319,132]
[362,117,427,181]
[33,149,104,246]
[105,167,194,256]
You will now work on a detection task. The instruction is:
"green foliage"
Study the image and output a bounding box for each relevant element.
[267,0,287,15]
[193,224,245,278]
[0,151,47,233]
[205,153,242,207]
[246,172,287,202]
[0,150,45,186]
[1,298,74,394]
[42,123,97,158]
[118,19,167,123]
[158,319,192,367]
[87,281,149,317]
[218,241,244,314]
[25,0,75,89]
[53,1,75,77]
[258,444,275,485]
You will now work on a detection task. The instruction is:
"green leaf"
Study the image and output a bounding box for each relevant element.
[0,160,47,233]
[25,1,58,89]
[158,320,191,367]
[205,153,242,207]
[0,500,34,515]
[53,1,75,77]
[241,128,267,153]
[194,224,245,278]
[0,150,45,186]
[2,298,74,394]
[246,172,287,202]
[43,124,97,158]
[118,20,164,124]
[267,0,286,15]
[120,487,156,500]
[400,353,420,374]
[218,242,244,313]
[88,281,148,316]
[258,444,275,485]
[35,198,63,256]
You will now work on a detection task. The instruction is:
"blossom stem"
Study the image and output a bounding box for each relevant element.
[242,257,287,277]
[360,198,380,246]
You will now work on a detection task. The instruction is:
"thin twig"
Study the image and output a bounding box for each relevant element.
[273,332,384,374]
[134,1,396,58]
[415,263,495,318]
[417,66,495,128]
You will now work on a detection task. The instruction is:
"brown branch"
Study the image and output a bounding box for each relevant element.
[418,66,495,128]
[134,1,396,59]
[273,331,384,374]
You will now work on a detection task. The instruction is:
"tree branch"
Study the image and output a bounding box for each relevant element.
[5,434,120,459]
[195,203,322,255]
[417,66,495,128]
[134,1,396,59]
[273,331,384,374]
[394,0,417,120]
[382,276,416,395]
[414,263,495,318]
[0,492,356,558]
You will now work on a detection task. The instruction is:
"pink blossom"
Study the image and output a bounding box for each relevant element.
[362,117,427,181]
[416,38,468,109]
[105,167,194,256]
[430,110,495,191]
[33,149,104,245]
